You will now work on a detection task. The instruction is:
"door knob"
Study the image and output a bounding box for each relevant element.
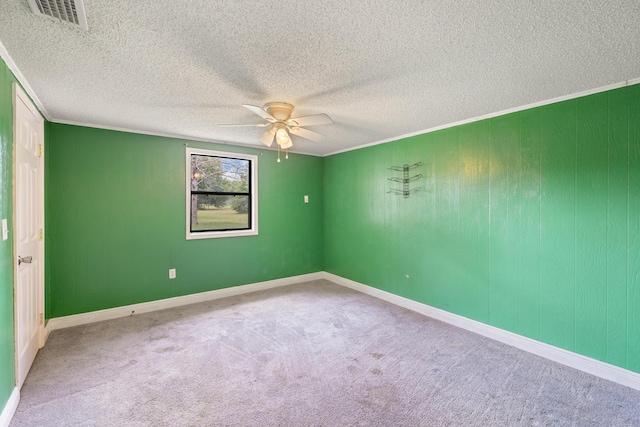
[18,256,32,265]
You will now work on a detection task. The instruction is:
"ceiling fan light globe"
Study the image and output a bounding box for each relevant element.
[280,139,293,149]
[276,128,292,147]
[259,128,275,147]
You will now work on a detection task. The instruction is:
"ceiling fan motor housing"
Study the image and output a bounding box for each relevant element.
[264,102,294,121]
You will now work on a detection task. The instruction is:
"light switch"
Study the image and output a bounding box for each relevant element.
[304,195,309,203]
[1,219,8,241]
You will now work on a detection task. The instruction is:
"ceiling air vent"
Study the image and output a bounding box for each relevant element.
[27,0,88,30]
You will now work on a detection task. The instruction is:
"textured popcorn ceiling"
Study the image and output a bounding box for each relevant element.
[0,1,639,156]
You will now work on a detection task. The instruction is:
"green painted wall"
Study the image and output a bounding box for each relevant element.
[324,84,640,374]
[46,124,324,317]
[0,58,16,414]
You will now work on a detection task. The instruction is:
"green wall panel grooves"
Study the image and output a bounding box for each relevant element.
[0,58,16,415]
[46,124,324,318]
[575,91,609,361]
[324,84,640,374]
[629,83,640,373]
[538,100,577,351]
[606,88,628,367]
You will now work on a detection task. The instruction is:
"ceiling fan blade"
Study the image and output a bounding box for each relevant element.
[287,113,333,127]
[218,123,270,127]
[243,104,276,122]
[259,127,275,147]
[288,127,325,142]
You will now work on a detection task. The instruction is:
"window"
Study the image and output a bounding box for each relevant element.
[186,147,258,239]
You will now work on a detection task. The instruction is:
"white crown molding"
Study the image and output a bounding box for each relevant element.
[322,272,640,391]
[49,77,640,158]
[3,35,638,160]
[5,34,637,161]
[0,40,50,120]
[323,78,640,157]
[50,118,322,157]
[0,387,19,427]
[45,272,324,332]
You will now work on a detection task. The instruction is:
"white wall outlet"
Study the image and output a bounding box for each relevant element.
[169,268,176,279]
[304,195,309,203]
[1,219,8,241]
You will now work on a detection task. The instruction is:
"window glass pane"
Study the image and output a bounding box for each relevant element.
[191,155,249,193]
[191,194,249,231]
[186,147,257,239]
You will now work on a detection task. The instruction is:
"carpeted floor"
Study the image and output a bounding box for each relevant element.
[10,280,640,426]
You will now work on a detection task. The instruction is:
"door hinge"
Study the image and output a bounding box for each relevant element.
[37,144,43,157]
[39,229,43,241]
[39,313,44,325]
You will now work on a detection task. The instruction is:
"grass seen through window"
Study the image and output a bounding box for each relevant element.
[193,205,249,231]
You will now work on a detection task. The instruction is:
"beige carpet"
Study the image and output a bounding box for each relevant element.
[10,280,640,426]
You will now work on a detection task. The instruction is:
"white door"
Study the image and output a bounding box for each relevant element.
[13,83,44,388]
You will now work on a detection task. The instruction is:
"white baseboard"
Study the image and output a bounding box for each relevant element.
[322,272,640,391]
[0,388,19,427]
[46,272,324,332]
[43,270,640,391]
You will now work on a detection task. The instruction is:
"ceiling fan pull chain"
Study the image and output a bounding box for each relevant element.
[277,145,281,163]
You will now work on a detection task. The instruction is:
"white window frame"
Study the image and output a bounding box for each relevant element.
[186,147,258,239]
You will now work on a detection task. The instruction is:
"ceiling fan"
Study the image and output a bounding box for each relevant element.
[219,102,333,153]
